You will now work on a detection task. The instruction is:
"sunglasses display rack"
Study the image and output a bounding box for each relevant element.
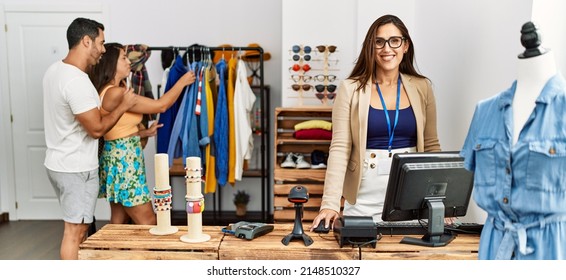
[288,44,339,107]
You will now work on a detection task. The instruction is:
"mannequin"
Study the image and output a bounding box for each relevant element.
[461,21,566,260]
[513,22,557,144]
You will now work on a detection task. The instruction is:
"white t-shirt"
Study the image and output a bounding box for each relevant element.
[43,60,100,172]
[233,60,256,181]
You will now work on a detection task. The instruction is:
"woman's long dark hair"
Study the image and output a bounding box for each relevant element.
[348,14,427,92]
[89,42,124,92]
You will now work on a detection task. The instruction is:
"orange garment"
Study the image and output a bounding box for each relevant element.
[99,85,142,140]
[204,67,217,193]
[227,57,237,185]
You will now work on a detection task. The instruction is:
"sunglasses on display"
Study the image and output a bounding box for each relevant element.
[292,84,313,91]
[313,74,337,82]
[315,92,336,101]
[292,54,311,61]
[289,64,311,72]
[315,84,337,93]
[291,74,312,83]
[292,45,312,54]
[375,36,406,49]
[316,45,337,53]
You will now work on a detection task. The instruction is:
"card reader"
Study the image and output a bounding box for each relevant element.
[234,223,274,240]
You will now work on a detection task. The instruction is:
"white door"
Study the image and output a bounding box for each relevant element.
[6,9,109,219]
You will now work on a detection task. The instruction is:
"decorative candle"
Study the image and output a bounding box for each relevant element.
[149,153,178,235]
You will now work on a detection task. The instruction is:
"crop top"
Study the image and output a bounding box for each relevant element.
[99,85,142,141]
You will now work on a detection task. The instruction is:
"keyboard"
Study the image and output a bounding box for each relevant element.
[375,222,484,236]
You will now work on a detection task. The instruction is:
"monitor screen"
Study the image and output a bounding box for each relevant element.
[381,151,474,247]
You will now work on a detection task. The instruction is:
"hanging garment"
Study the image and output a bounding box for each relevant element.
[160,56,176,96]
[157,55,188,154]
[234,59,257,181]
[204,65,217,193]
[169,61,202,166]
[125,44,156,125]
[197,64,210,163]
[227,57,237,185]
[214,59,229,187]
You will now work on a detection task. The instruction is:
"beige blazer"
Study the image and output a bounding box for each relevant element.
[320,73,441,213]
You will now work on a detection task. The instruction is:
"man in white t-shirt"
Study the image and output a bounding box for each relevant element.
[43,17,137,260]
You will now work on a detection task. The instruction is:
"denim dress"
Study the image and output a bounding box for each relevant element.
[460,74,566,259]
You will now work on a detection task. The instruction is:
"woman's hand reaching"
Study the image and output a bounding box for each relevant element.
[137,121,163,138]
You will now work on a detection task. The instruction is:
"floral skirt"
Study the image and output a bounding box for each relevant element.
[98,136,151,207]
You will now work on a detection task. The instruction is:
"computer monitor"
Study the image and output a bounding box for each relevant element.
[381,151,474,247]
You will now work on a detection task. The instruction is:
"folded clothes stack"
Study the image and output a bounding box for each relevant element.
[293,120,332,140]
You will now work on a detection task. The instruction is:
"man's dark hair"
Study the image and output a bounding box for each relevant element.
[66,17,104,49]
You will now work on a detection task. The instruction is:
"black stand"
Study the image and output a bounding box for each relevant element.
[400,197,454,247]
[281,203,313,246]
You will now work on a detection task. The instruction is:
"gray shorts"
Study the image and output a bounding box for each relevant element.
[46,168,99,224]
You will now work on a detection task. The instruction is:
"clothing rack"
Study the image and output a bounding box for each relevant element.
[147,45,271,223]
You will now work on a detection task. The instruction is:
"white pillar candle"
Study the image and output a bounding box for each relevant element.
[154,153,169,190]
[149,153,178,235]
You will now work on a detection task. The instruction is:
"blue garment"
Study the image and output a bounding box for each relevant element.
[157,56,188,154]
[197,64,210,167]
[460,74,566,260]
[170,61,202,166]
[184,61,201,161]
[166,59,193,166]
[167,83,190,165]
[367,106,417,149]
[214,59,229,186]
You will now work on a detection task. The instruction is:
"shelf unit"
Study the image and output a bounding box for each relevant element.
[273,106,332,222]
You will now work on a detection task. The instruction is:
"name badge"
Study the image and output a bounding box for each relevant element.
[378,157,392,175]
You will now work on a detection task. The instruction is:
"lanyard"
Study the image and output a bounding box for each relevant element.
[376,76,401,156]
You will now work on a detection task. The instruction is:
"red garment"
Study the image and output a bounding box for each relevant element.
[293,128,332,140]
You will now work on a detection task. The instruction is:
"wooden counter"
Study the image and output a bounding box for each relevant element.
[78,224,224,260]
[361,233,479,260]
[79,224,479,260]
[219,224,358,260]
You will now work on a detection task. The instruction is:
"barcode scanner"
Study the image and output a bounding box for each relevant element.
[281,185,314,246]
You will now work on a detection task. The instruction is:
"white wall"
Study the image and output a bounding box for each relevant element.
[0,0,283,217]
[532,0,566,76]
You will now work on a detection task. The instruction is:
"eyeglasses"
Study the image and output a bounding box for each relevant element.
[316,45,337,53]
[315,84,337,93]
[292,45,312,54]
[315,92,336,101]
[289,64,311,72]
[375,36,406,49]
[291,84,313,91]
[313,74,337,82]
[292,54,311,61]
[291,74,312,83]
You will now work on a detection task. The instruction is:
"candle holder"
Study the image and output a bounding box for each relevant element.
[180,156,211,243]
[149,153,178,235]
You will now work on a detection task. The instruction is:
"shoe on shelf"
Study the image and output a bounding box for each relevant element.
[311,162,327,169]
[295,154,311,169]
[311,149,328,169]
[281,153,296,168]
